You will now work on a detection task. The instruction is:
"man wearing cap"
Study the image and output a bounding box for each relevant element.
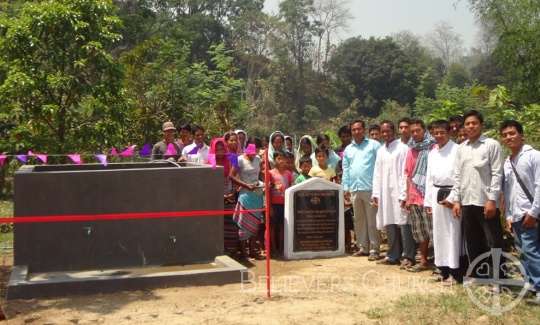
[151,122,182,161]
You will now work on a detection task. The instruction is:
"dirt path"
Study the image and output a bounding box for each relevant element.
[0,253,454,324]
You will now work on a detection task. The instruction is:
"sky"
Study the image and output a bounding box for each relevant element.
[263,0,478,50]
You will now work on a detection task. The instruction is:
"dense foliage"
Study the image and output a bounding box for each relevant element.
[0,0,538,163]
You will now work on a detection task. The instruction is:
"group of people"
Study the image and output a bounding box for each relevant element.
[150,111,540,306]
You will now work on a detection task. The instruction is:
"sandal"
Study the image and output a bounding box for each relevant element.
[430,274,444,282]
[400,259,414,270]
[406,264,430,273]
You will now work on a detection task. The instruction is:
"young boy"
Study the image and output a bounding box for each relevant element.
[309,146,336,181]
[294,156,312,184]
[269,150,295,257]
[285,151,299,179]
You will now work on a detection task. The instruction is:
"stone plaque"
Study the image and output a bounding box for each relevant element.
[284,177,344,260]
[293,190,339,252]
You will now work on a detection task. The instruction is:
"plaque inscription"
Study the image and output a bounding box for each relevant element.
[293,190,339,252]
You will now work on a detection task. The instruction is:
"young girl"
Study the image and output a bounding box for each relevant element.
[309,146,336,181]
[223,131,241,154]
[230,138,265,261]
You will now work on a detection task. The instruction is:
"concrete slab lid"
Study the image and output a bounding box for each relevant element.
[7,256,247,299]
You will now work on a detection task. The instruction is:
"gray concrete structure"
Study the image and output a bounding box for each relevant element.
[8,162,246,299]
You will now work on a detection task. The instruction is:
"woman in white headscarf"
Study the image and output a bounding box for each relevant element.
[284,136,294,153]
[268,131,287,169]
[295,135,316,170]
[235,130,248,151]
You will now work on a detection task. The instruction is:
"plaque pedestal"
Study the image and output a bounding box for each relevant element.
[284,177,344,260]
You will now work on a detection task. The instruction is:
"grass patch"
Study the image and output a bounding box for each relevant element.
[0,200,13,217]
[365,287,540,324]
[0,200,13,252]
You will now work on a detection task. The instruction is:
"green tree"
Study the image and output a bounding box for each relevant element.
[271,0,316,128]
[468,0,540,103]
[327,36,420,117]
[0,0,127,156]
[120,38,193,145]
[121,40,250,143]
[425,21,464,76]
[444,62,471,88]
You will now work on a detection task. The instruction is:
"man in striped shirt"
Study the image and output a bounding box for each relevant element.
[451,110,505,282]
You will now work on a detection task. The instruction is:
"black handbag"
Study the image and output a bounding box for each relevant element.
[436,188,452,203]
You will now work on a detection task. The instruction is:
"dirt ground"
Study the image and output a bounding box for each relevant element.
[0,251,456,325]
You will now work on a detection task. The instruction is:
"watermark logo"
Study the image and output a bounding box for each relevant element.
[361,270,452,293]
[464,248,529,315]
[240,270,354,293]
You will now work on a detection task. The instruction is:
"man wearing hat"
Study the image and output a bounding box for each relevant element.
[151,121,182,161]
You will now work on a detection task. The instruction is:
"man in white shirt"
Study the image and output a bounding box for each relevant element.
[452,110,505,281]
[372,121,409,265]
[500,119,540,305]
[425,120,462,283]
[182,125,209,163]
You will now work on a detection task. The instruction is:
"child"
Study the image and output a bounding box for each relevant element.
[285,151,299,178]
[294,156,312,185]
[269,150,295,257]
[309,146,336,181]
[334,170,354,254]
[457,123,468,144]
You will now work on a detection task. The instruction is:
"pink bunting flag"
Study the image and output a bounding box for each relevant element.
[36,155,47,164]
[68,154,82,165]
[28,151,47,163]
[339,151,344,159]
[94,154,107,167]
[139,143,151,156]
[165,143,176,155]
[0,155,7,165]
[207,154,216,169]
[120,145,136,156]
[15,155,27,163]
[111,148,118,155]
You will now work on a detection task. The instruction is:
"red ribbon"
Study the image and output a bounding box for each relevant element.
[0,208,266,224]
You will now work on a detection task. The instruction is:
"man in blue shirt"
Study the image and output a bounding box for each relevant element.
[501,120,540,306]
[342,119,382,260]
